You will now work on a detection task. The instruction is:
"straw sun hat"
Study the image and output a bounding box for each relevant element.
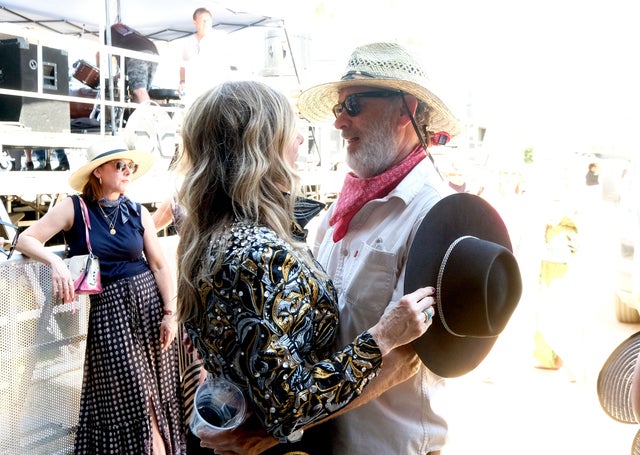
[404,193,522,378]
[597,331,640,424]
[297,42,460,136]
[597,331,640,454]
[69,138,156,192]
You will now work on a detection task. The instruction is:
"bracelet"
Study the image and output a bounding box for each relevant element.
[163,309,176,316]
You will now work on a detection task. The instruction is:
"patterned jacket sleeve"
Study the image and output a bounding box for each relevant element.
[196,233,383,439]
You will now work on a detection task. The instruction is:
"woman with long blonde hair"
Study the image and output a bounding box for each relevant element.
[176,81,435,454]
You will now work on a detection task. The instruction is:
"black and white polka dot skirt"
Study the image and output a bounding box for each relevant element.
[74,270,186,454]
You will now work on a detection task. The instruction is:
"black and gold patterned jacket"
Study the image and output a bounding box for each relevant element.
[184,221,382,439]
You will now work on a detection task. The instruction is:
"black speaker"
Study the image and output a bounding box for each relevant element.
[0,38,70,132]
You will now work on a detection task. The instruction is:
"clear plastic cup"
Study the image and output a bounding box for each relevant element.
[189,376,247,436]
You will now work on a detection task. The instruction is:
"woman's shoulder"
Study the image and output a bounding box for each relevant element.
[227,221,286,256]
[202,222,290,283]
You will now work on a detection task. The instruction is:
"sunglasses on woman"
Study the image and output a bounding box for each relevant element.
[112,160,139,174]
[332,90,404,118]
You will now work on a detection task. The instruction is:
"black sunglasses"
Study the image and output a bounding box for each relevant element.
[1,220,20,260]
[332,90,404,118]
[112,160,139,174]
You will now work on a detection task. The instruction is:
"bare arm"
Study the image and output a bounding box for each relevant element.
[141,206,177,350]
[151,197,173,231]
[178,67,186,95]
[15,197,76,303]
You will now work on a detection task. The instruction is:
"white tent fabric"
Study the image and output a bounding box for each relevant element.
[0,0,299,89]
[0,0,284,41]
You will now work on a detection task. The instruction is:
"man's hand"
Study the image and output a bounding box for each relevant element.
[197,423,278,455]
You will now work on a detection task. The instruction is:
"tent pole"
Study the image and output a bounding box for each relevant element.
[104,0,118,135]
[282,22,300,88]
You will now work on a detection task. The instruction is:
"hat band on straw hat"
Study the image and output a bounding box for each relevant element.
[341,70,425,81]
[91,148,129,162]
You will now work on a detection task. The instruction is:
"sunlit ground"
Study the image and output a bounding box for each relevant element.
[444,287,640,455]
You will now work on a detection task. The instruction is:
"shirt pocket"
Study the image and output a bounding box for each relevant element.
[344,241,397,316]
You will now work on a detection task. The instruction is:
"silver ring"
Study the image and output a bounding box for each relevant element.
[423,308,432,323]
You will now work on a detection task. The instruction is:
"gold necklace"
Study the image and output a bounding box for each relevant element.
[98,203,120,235]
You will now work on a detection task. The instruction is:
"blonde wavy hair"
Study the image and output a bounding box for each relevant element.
[176,80,304,322]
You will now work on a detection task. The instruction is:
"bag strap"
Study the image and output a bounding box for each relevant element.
[77,196,93,255]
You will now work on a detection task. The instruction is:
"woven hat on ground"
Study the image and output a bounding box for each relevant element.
[69,138,156,192]
[404,193,522,378]
[297,42,460,136]
[597,330,640,424]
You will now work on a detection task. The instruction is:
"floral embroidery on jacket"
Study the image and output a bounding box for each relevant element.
[185,221,382,438]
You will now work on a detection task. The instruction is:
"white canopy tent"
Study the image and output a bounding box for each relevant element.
[0,0,286,41]
[0,0,301,85]
[0,0,302,137]
[0,0,313,220]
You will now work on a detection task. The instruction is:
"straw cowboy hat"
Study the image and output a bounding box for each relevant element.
[597,331,640,424]
[69,138,156,192]
[404,193,522,378]
[297,42,460,136]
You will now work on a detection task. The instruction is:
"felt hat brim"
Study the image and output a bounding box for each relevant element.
[405,193,521,378]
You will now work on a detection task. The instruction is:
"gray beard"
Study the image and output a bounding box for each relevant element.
[346,115,399,178]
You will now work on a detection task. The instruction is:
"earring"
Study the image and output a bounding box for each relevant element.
[99,177,102,185]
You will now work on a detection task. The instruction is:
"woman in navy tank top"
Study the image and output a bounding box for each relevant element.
[16,138,186,454]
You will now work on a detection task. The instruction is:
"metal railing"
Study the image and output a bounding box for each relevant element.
[0,246,87,454]
[0,236,179,454]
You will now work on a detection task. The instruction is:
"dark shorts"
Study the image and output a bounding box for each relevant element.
[125,52,157,90]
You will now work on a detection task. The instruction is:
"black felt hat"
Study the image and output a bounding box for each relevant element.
[597,331,640,424]
[404,193,523,378]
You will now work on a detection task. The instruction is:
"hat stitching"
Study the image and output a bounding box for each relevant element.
[436,235,475,338]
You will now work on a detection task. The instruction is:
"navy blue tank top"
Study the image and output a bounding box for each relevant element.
[65,195,149,284]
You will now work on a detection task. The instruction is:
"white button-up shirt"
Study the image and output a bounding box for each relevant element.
[314,158,453,455]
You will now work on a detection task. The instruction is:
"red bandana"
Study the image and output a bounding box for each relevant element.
[330,145,427,242]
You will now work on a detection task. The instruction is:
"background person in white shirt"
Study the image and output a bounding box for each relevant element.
[179,7,234,104]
